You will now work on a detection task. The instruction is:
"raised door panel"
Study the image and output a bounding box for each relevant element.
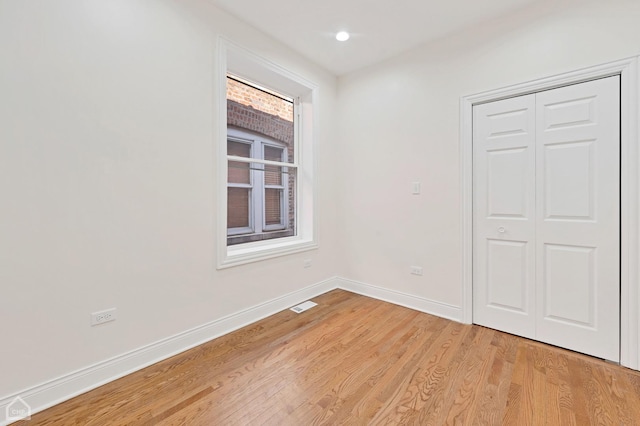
[473,94,536,338]
[487,148,529,218]
[543,243,596,327]
[535,76,620,361]
[544,141,595,221]
[486,239,529,313]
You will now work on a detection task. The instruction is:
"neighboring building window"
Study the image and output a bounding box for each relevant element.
[227,127,294,244]
[218,40,317,268]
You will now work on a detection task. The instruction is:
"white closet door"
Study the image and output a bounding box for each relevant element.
[535,76,620,361]
[473,76,620,361]
[473,94,537,339]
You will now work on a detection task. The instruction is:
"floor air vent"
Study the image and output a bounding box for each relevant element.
[290,300,317,313]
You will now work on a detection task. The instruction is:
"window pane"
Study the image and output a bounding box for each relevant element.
[265,188,282,226]
[228,160,250,185]
[264,145,283,162]
[227,187,250,229]
[226,75,298,247]
[228,140,251,157]
[264,165,283,186]
[264,146,284,186]
[228,141,251,184]
[227,76,295,165]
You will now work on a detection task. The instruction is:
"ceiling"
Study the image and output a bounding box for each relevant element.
[210,0,541,76]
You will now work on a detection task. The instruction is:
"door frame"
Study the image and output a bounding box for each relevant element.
[460,56,640,370]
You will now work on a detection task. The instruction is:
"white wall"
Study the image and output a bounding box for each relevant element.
[3,0,640,414]
[0,0,338,400]
[337,0,640,312]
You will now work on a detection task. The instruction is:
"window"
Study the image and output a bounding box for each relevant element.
[217,39,317,268]
[227,127,294,244]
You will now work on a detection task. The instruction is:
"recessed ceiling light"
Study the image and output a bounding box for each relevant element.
[336,31,350,42]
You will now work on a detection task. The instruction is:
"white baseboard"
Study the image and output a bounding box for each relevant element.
[336,277,463,322]
[0,278,336,425]
[1,276,463,425]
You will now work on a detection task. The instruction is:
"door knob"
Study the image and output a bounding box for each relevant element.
[498,226,506,233]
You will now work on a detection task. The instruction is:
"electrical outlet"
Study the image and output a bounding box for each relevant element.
[410,266,423,276]
[303,259,312,268]
[91,308,117,326]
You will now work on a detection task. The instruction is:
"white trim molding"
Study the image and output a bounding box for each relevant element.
[337,277,463,322]
[460,56,640,370]
[0,278,336,426]
[0,277,467,424]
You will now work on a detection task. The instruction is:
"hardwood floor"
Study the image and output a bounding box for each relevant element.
[16,289,640,425]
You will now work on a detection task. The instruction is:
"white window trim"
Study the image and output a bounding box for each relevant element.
[216,37,318,268]
[227,128,290,236]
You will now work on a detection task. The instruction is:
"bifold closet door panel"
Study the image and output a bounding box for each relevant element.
[535,76,620,361]
[473,94,536,339]
[473,76,620,361]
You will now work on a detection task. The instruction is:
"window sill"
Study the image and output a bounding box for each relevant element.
[218,236,317,269]
[227,229,292,246]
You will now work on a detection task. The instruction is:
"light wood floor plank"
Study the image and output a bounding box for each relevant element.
[16,289,640,425]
